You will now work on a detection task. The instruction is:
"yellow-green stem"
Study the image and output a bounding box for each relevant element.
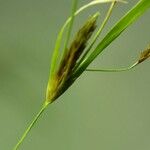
[13,103,49,150]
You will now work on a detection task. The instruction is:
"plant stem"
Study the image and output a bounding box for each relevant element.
[13,103,49,150]
[63,0,78,56]
[86,62,138,72]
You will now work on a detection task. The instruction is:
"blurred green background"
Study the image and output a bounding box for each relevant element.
[0,0,150,150]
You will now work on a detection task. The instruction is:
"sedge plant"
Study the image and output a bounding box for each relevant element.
[13,0,150,149]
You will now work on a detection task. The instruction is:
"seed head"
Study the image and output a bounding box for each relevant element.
[138,45,150,63]
[57,13,99,78]
[46,13,99,102]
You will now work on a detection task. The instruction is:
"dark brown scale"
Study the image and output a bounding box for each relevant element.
[138,46,150,63]
[57,14,98,80]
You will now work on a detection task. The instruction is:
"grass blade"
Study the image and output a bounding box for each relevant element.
[63,0,78,56]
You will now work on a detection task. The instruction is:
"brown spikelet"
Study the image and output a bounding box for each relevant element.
[57,13,99,79]
[46,13,99,102]
[47,13,99,101]
[138,45,150,63]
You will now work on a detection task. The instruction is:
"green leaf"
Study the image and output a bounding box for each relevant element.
[74,0,150,78]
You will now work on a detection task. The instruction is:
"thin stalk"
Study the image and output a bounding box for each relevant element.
[86,61,138,72]
[13,103,49,150]
[63,0,78,56]
[75,1,116,70]
[49,0,78,80]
